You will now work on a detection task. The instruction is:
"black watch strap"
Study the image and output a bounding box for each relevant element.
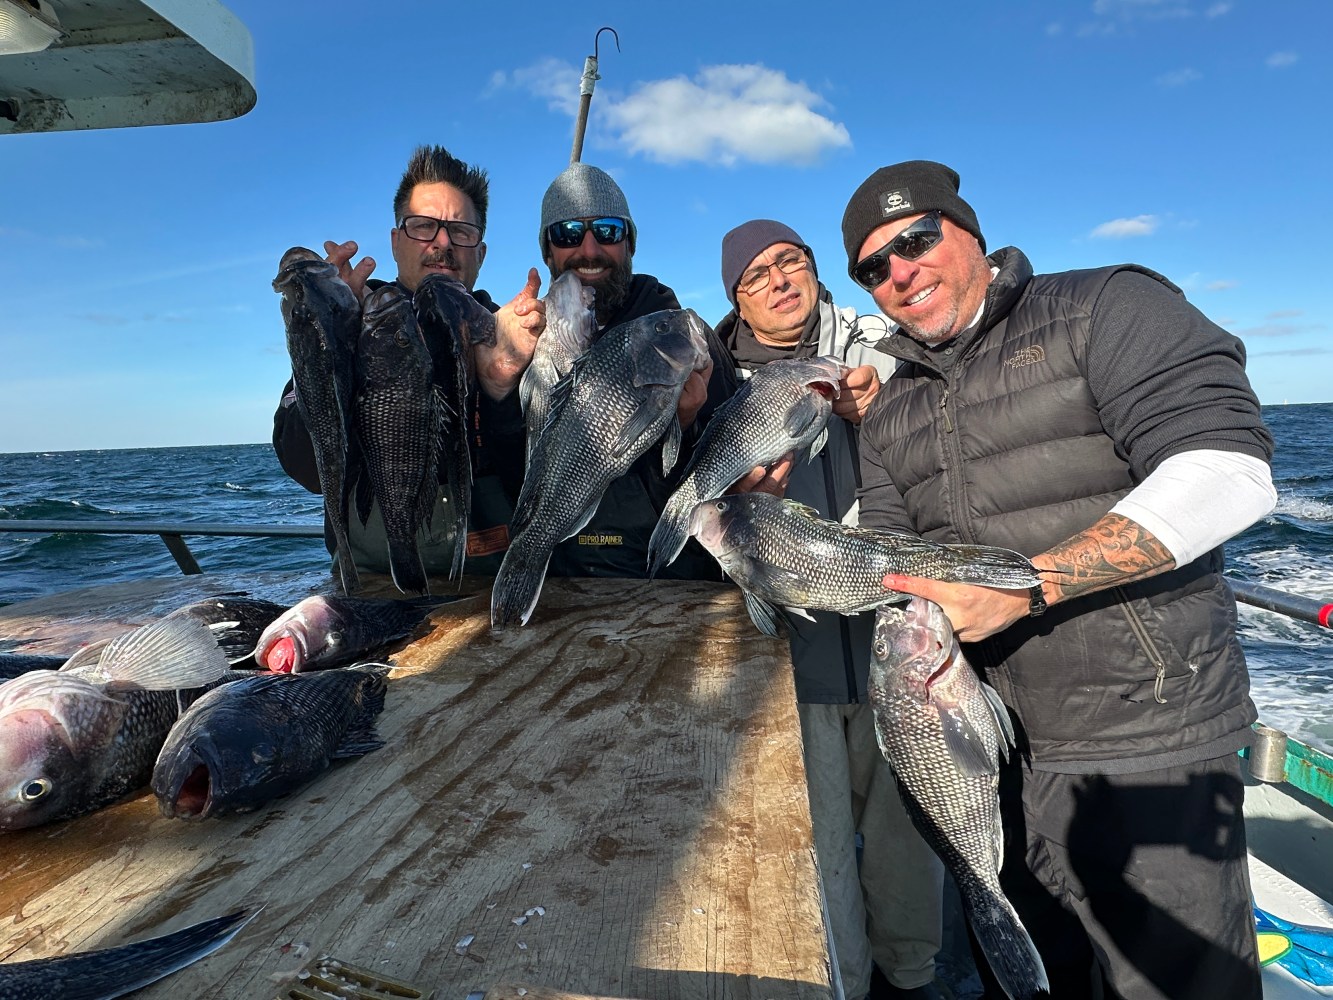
[1028,584,1048,618]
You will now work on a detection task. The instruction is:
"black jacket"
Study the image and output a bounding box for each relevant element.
[858,247,1272,770]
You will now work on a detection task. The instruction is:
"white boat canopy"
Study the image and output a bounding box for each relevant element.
[0,0,254,134]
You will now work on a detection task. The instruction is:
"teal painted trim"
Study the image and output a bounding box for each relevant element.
[1244,729,1333,810]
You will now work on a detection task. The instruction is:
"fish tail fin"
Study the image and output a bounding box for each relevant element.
[945,544,1043,589]
[647,494,693,579]
[491,538,551,630]
[964,891,1050,1000]
[387,538,429,597]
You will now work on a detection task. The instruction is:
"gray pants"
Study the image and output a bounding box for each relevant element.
[799,702,944,997]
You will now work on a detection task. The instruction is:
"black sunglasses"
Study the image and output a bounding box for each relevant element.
[546,217,628,250]
[850,212,944,291]
[398,215,483,247]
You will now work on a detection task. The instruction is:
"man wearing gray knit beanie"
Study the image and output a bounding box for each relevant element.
[843,160,1274,998]
[534,161,737,583]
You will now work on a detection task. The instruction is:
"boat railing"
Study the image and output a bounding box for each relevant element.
[0,519,324,575]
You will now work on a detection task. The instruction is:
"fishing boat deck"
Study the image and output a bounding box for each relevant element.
[0,574,832,999]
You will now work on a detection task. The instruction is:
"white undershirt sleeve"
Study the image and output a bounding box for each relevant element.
[1108,450,1277,567]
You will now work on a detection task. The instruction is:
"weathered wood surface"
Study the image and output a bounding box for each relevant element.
[0,576,831,1000]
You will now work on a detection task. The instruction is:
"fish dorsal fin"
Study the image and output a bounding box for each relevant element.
[78,614,231,690]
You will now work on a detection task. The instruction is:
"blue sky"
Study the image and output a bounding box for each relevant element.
[1,0,1328,453]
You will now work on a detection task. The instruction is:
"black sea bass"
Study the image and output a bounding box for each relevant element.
[869,598,1049,1000]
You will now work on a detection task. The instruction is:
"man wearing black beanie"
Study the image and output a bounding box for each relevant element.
[842,160,1275,999]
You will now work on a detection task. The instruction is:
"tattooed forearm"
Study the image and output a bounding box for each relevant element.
[1039,512,1176,603]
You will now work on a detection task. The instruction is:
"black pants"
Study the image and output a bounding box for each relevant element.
[970,753,1262,1000]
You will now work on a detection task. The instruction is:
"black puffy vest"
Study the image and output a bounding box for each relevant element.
[861,249,1255,768]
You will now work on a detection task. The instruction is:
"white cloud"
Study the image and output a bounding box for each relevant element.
[1157,68,1202,86]
[1205,2,1232,16]
[1206,279,1238,291]
[496,60,851,167]
[1090,215,1160,238]
[488,57,583,116]
[1091,0,1194,21]
[1266,309,1304,319]
[1266,51,1299,69]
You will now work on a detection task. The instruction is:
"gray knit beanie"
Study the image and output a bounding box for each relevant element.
[841,160,985,275]
[720,219,816,306]
[539,163,637,257]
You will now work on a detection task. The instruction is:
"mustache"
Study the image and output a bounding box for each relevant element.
[423,248,458,267]
[563,251,616,271]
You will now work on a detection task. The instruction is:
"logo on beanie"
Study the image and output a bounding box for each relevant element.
[879,188,913,217]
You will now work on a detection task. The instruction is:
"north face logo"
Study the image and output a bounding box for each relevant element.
[879,188,913,216]
[1005,345,1047,368]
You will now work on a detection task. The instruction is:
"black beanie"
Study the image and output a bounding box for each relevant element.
[840,160,985,275]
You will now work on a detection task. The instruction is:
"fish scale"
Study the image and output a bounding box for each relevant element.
[647,356,846,577]
[869,599,1048,1000]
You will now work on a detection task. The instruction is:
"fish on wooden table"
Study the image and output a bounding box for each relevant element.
[354,283,446,596]
[491,308,713,629]
[173,594,290,665]
[413,273,500,580]
[152,664,389,819]
[249,594,443,673]
[274,246,363,596]
[648,355,848,577]
[519,270,597,466]
[869,598,1049,1000]
[0,614,234,831]
[0,907,259,998]
[687,492,1042,637]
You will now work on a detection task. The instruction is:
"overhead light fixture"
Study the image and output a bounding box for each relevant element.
[0,0,62,57]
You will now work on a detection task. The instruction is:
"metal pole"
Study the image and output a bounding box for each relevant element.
[1230,579,1333,629]
[569,27,619,165]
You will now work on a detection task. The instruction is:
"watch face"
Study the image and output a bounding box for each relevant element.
[1029,584,1047,617]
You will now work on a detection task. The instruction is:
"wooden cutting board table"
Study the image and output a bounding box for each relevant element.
[0,575,832,1000]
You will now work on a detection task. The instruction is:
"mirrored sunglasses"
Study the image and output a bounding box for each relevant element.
[547,217,628,250]
[851,212,944,291]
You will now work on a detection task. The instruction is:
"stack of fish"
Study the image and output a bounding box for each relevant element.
[274,249,497,596]
[0,592,439,831]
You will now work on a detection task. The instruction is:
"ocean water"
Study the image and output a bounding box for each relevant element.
[1,405,1331,748]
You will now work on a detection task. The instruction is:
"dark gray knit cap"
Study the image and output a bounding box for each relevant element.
[720,219,816,306]
[539,163,637,257]
[840,160,985,275]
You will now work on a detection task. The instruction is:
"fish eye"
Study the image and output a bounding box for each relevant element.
[714,501,728,511]
[326,630,343,648]
[872,640,887,659]
[394,330,410,347]
[20,777,52,802]
[655,320,670,335]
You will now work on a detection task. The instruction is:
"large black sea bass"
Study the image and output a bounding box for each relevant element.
[869,598,1049,1000]
[152,664,389,819]
[274,247,362,596]
[688,492,1041,636]
[491,308,712,629]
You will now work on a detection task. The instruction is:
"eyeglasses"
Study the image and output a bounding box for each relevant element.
[737,248,810,297]
[546,217,629,250]
[850,212,944,291]
[398,215,483,247]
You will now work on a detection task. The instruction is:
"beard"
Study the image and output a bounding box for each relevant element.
[550,253,634,327]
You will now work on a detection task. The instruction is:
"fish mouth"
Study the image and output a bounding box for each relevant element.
[163,757,214,820]
[256,624,308,673]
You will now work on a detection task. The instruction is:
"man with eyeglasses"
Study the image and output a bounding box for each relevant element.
[712,219,944,1000]
[532,161,736,581]
[273,145,545,580]
[841,160,1275,999]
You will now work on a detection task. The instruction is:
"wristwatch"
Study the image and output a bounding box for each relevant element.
[1028,584,1048,618]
